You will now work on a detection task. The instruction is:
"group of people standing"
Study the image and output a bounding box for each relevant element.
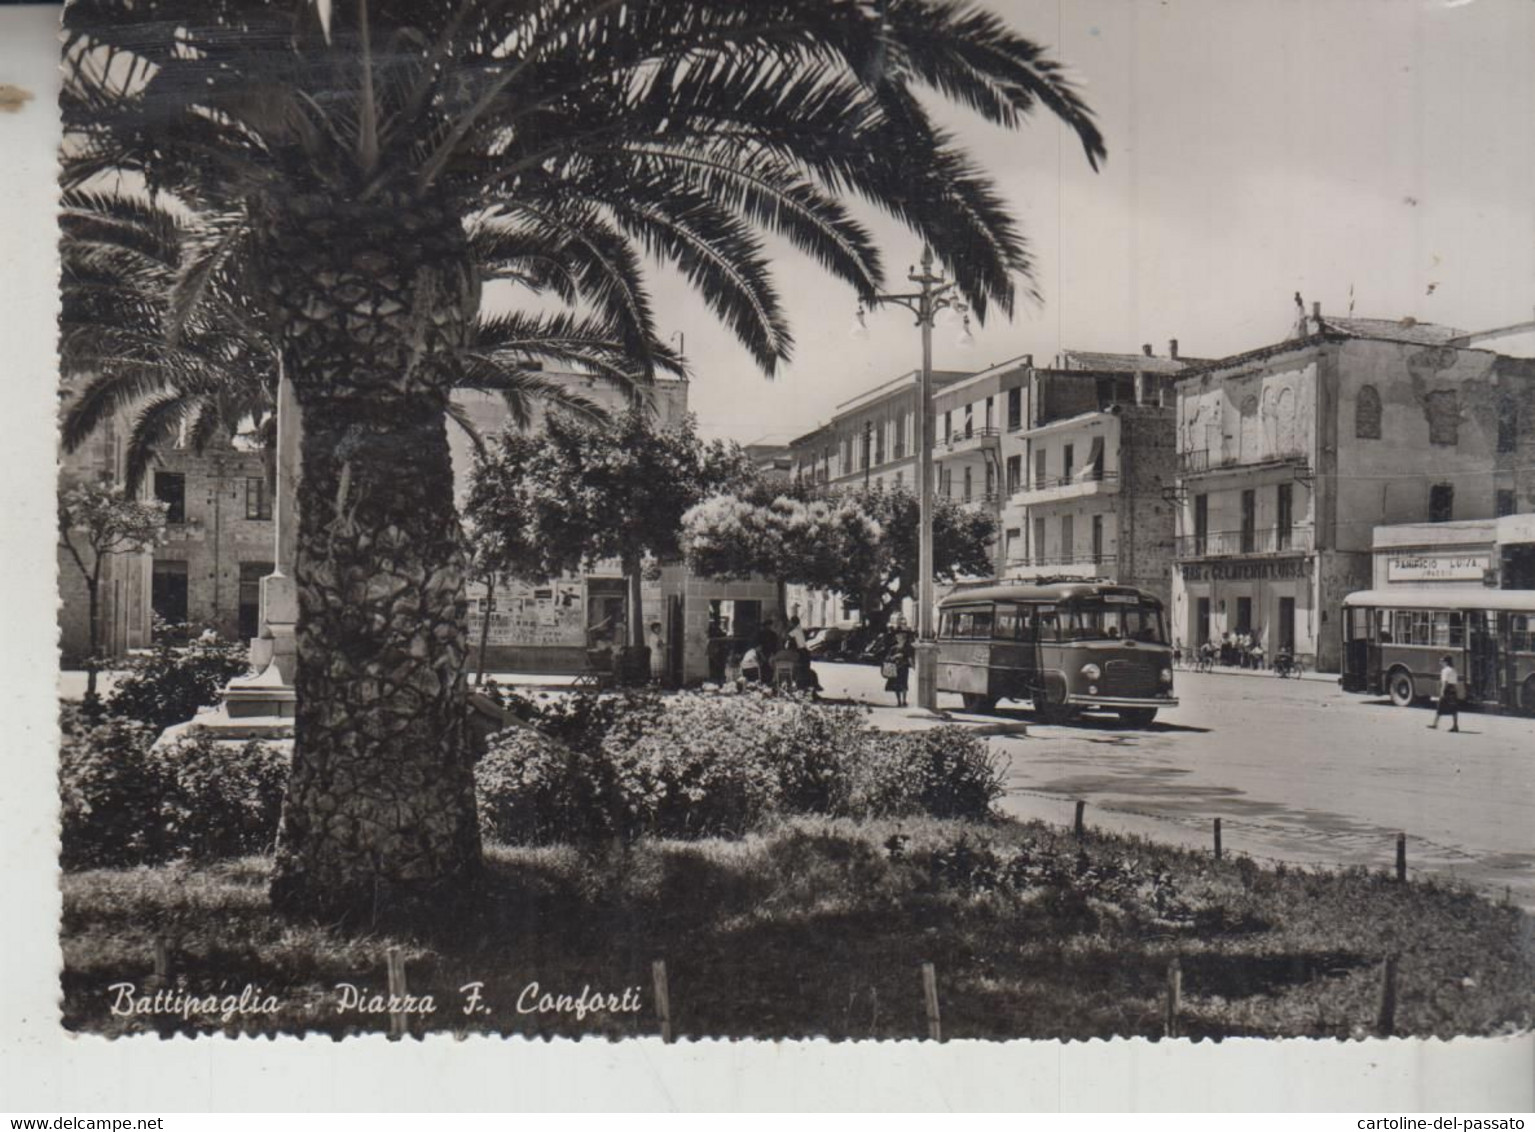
[730,614,822,695]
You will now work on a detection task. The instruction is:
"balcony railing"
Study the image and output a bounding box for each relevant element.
[940,425,1000,455]
[1006,553,1118,571]
[1176,525,1315,558]
[952,490,1000,506]
[1022,467,1118,493]
[1178,447,1309,475]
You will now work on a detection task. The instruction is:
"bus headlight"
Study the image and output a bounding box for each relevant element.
[1160,667,1173,684]
[1080,663,1101,681]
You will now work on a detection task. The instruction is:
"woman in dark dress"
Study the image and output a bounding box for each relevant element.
[884,616,916,707]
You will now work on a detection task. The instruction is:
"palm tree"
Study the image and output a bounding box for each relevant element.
[60,0,1106,923]
[60,191,644,491]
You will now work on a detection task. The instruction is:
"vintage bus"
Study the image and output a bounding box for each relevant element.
[1340,588,1535,713]
[937,582,1178,725]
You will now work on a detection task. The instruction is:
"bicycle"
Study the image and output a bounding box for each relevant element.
[1193,652,1215,675]
[1274,652,1304,679]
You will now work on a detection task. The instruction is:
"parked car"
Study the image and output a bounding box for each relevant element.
[805,626,847,657]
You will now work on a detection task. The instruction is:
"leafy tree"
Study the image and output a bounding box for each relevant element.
[465,409,755,675]
[57,481,168,704]
[684,483,995,633]
[61,0,1104,920]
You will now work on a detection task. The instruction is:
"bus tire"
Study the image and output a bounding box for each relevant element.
[1118,707,1158,728]
[1033,678,1074,724]
[1387,667,1417,708]
[1520,675,1535,716]
[961,693,996,713]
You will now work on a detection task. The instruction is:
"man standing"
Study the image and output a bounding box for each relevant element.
[1428,654,1461,733]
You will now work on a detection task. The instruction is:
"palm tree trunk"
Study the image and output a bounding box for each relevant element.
[267,196,482,924]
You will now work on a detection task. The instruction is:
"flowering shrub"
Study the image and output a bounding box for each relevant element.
[475,690,1006,846]
[153,733,290,859]
[105,634,251,731]
[59,714,166,869]
[59,716,288,868]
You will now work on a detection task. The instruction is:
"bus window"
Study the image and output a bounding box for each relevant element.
[969,607,994,639]
[1060,600,1167,644]
[1032,609,1058,642]
[994,604,1023,640]
[1374,609,1390,642]
[1512,615,1531,652]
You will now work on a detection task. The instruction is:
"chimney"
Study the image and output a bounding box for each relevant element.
[1142,343,1153,357]
[1312,302,1321,320]
[1024,354,1033,368]
[1168,338,1179,360]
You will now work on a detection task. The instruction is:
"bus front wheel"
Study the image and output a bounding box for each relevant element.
[1387,668,1417,708]
[1118,707,1158,728]
[1033,681,1075,724]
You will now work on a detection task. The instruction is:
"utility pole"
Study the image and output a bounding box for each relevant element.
[864,420,873,488]
[854,246,968,711]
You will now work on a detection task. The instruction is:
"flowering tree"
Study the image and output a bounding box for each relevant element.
[465,409,755,671]
[683,483,994,632]
[58,481,168,703]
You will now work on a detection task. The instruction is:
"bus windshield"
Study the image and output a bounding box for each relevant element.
[1059,599,1166,644]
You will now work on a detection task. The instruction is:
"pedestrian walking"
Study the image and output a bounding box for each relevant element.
[787,614,808,650]
[1428,654,1461,732]
[883,616,916,708]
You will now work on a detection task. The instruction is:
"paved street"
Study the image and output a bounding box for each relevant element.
[812,659,1535,907]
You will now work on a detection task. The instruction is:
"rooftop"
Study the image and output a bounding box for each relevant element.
[1059,349,1198,374]
[1319,316,1468,347]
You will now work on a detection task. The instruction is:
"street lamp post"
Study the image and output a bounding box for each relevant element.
[855,246,968,711]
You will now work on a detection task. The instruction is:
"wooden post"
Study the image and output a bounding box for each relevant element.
[1375,954,1398,1037]
[152,939,169,980]
[920,962,942,1042]
[386,947,407,1041]
[1073,800,1086,837]
[1213,817,1222,861]
[1164,958,1182,1039]
[1395,833,1407,882]
[651,959,673,1043]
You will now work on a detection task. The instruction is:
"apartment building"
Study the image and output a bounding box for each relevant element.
[931,357,1032,575]
[1170,310,1535,672]
[787,367,972,490]
[999,345,1188,608]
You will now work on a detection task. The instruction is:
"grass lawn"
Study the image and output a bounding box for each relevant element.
[61,816,1534,1041]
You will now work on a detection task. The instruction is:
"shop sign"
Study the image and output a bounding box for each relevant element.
[1179,557,1312,582]
[1386,554,1491,583]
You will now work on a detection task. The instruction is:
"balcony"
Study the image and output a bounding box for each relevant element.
[1011,468,1119,506]
[1175,525,1315,559]
[1005,553,1117,580]
[937,425,1000,459]
[949,490,1000,510]
[1178,447,1309,477]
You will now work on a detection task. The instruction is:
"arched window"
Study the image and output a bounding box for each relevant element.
[1356,384,1382,439]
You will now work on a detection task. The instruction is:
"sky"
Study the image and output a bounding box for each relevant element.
[657,0,1535,444]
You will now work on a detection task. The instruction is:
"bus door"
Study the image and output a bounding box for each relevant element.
[1029,605,1058,696]
[1467,611,1500,705]
[1341,605,1371,694]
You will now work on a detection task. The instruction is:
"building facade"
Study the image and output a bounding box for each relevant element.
[57,412,156,664]
[1000,347,1185,609]
[1170,313,1535,672]
[148,442,275,642]
[787,368,972,490]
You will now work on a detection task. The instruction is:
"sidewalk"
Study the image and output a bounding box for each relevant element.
[1180,662,1336,684]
